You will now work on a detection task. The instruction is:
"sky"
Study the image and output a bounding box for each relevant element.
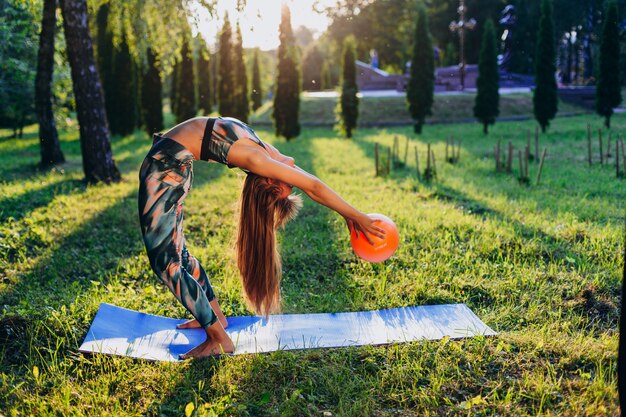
[193,0,336,51]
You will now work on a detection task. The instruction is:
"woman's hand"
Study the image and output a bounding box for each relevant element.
[345,213,386,245]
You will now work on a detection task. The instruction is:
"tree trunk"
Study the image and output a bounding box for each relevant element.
[36,0,65,167]
[59,0,120,183]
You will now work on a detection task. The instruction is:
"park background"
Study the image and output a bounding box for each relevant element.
[1,0,625,415]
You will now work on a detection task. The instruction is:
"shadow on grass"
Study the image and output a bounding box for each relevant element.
[0,178,87,225]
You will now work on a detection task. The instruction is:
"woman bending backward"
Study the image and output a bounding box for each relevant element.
[138,117,385,359]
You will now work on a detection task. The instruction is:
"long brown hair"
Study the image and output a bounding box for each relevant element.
[236,173,302,316]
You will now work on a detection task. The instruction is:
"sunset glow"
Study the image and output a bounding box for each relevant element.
[194,0,336,50]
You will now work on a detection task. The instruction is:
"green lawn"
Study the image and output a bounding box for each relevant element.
[251,93,587,127]
[0,112,623,416]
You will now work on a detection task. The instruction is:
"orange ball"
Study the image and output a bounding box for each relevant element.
[350,213,399,262]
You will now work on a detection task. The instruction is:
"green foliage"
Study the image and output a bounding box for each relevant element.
[251,49,263,111]
[473,19,500,134]
[0,0,38,136]
[196,37,212,115]
[533,0,558,133]
[406,3,434,134]
[218,13,235,117]
[335,36,359,138]
[141,48,164,135]
[302,44,324,91]
[595,0,622,129]
[272,5,301,140]
[175,34,197,124]
[232,23,249,123]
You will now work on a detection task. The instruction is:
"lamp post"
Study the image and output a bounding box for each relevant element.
[449,0,476,90]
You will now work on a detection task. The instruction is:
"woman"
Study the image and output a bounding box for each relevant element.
[138,116,385,359]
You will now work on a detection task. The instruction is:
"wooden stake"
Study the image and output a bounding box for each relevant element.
[606,131,612,159]
[536,148,547,185]
[621,137,626,176]
[426,143,431,179]
[375,143,379,176]
[507,141,513,174]
[445,138,449,161]
[616,138,620,178]
[456,140,461,161]
[587,123,592,166]
[599,129,603,165]
[527,129,531,160]
[524,145,529,178]
[518,149,524,181]
[404,137,409,165]
[495,139,501,172]
[534,126,539,163]
[415,146,421,180]
[431,149,437,178]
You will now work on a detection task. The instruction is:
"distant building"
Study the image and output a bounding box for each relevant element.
[356,60,406,91]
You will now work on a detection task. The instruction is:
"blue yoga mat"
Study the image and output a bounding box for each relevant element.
[79,303,496,362]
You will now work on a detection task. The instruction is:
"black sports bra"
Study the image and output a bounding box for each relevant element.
[200,117,266,167]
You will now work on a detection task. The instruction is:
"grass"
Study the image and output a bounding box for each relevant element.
[250,93,587,127]
[0,110,624,416]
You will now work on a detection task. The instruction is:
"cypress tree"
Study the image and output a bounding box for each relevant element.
[321,61,331,90]
[473,19,500,134]
[272,4,301,140]
[175,34,197,123]
[251,49,263,111]
[110,36,137,135]
[302,44,324,91]
[533,0,558,133]
[141,48,164,135]
[218,13,235,117]
[336,36,359,138]
[197,38,212,115]
[596,0,621,129]
[406,3,434,134]
[232,22,249,123]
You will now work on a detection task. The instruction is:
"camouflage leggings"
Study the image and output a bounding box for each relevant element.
[138,135,217,328]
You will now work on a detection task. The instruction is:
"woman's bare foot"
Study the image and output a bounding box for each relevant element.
[176,299,229,329]
[179,322,234,359]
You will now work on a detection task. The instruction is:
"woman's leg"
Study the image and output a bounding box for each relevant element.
[138,145,233,357]
[178,245,228,328]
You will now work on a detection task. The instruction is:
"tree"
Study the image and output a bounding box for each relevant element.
[321,61,332,90]
[272,4,301,140]
[141,48,164,135]
[218,13,235,117]
[406,3,434,134]
[36,0,65,166]
[196,38,212,115]
[596,0,622,129]
[473,19,500,134]
[336,36,359,138]
[59,0,120,183]
[251,49,263,111]
[170,59,179,117]
[232,22,249,123]
[533,0,558,133]
[110,35,138,135]
[95,3,115,132]
[175,34,196,123]
[302,44,324,91]
[0,1,37,138]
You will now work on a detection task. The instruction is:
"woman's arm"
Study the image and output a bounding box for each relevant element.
[233,148,385,240]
